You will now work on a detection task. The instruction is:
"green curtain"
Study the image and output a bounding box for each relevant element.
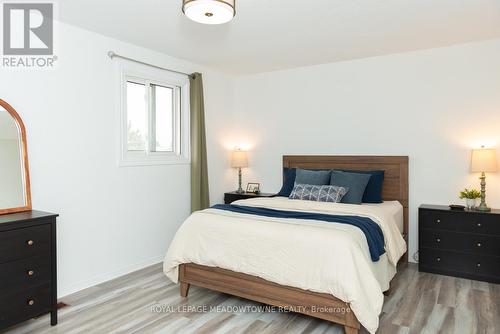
[189,73,210,212]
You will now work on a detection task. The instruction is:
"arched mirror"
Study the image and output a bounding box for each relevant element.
[0,99,31,214]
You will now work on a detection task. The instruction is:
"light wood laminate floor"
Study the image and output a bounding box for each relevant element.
[5,263,499,334]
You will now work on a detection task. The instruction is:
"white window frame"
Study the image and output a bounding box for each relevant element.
[116,60,190,166]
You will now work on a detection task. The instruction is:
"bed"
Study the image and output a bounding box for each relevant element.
[163,155,409,334]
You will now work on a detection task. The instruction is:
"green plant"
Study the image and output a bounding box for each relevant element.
[459,188,481,199]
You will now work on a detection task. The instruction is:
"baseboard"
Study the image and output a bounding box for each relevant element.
[58,254,164,298]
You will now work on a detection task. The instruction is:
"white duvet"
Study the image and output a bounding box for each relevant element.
[163,197,406,333]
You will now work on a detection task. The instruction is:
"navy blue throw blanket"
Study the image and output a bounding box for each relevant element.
[211,204,385,262]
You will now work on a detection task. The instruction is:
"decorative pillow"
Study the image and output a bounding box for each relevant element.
[340,170,385,203]
[295,168,331,185]
[289,183,348,203]
[330,171,371,204]
[277,168,297,197]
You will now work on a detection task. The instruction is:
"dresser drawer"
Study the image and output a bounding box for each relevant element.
[0,224,51,263]
[0,256,51,294]
[419,209,500,235]
[419,248,500,278]
[0,284,51,329]
[477,214,500,235]
[420,229,500,256]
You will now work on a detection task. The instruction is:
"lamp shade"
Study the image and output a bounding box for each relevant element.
[231,149,248,168]
[182,0,235,25]
[471,148,498,173]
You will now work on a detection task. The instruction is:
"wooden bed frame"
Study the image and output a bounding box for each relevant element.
[179,155,409,334]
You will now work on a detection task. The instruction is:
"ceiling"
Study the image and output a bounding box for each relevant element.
[58,0,500,74]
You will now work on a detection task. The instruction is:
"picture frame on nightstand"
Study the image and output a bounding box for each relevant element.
[246,182,260,194]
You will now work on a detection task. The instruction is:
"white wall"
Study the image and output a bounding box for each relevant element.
[0,22,234,296]
[230,38,500,261]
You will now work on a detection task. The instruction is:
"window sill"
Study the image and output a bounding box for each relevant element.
[118,158,191,167]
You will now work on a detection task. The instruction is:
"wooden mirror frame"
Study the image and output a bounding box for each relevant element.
[0,99,32,215]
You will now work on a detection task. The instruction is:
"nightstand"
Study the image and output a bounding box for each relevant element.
[224,191,275,204]
[418,204,500,283]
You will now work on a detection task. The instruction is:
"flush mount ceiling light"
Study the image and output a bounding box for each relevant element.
[182,0,235,24]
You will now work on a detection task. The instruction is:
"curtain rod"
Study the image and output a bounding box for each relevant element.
[107,51,191,77]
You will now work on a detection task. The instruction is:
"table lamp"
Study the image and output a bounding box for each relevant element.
[231,149,248,194]
[471,147,497,212]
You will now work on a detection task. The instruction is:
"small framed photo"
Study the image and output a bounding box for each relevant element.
[246,182,260,194]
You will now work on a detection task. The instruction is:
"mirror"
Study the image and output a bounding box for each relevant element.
[0,99,31,214]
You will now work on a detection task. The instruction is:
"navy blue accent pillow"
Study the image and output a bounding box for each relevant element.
[341,170,385,203]
[277,168,296,197]
[330,171,371,204]
[295,168,331,185]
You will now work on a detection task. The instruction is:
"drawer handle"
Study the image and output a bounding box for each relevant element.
[27,240,34,246]
[27,299,35,306]
[477,263,481,268]
[436,257,441,262]
[27,270,34,276]
[477,242,482,247]
[436,238,441,243]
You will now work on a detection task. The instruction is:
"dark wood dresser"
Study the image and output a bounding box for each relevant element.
[0,211,58,331]
[224,191,275,204]
[419,204,500,283]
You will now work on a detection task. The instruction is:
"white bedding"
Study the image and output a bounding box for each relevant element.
[365,201,405,235]
[163,197,406,333]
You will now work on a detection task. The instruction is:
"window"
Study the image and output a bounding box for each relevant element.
[118,61,190,166]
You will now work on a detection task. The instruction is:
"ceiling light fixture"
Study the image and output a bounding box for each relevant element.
[182,0,235,25]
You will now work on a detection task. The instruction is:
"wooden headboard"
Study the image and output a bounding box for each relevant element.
[283,155,409,261]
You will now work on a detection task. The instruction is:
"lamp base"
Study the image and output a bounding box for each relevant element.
[475,205,491,212]
[475,172,491,212]
[236,167,244,194]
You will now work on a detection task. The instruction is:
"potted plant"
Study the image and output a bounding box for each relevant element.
[459,188,481,209]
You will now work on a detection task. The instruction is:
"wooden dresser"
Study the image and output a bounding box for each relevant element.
[0,211,58,331]
[419,204,500,283]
